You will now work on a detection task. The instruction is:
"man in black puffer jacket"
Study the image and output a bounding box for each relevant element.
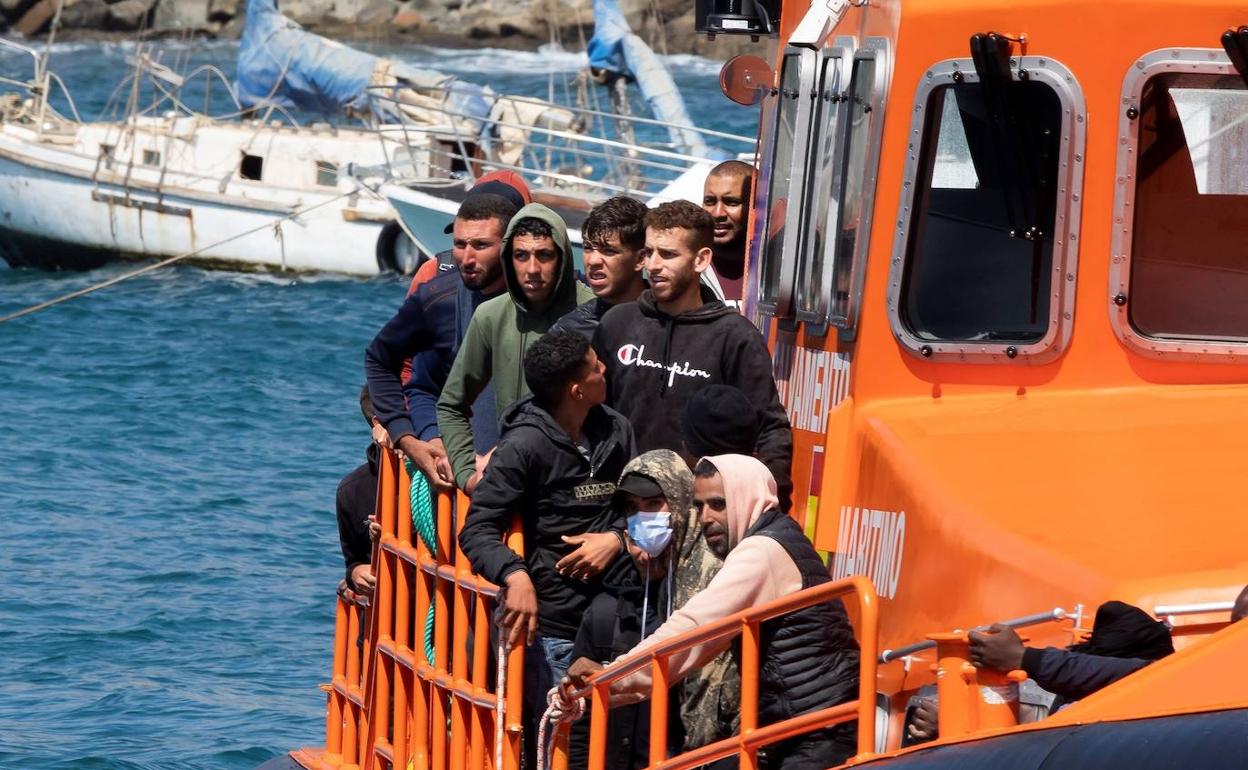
[458,330,635,763]
[571,454,860,770]
[592,201,794,512]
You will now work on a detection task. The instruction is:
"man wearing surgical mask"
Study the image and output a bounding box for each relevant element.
[562,449,694,770]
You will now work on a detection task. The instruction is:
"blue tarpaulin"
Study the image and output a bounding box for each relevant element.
[586,0,631,77]
[236,0,376,114]
[235,0,493,124]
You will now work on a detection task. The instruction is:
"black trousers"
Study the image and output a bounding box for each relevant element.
[760,727,856,770]
[704,725,857,770]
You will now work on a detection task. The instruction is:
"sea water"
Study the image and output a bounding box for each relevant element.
[0,40,759,770]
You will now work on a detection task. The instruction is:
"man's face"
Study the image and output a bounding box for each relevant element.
[451,217,505,290]
[583,231,644,301]
[644,227,708,304]
[571,348,607,408]
[703,173,750,249]
[511,233,560,308]
[693,472,729,559]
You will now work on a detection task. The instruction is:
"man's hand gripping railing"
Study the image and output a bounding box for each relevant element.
[548,575,880,770]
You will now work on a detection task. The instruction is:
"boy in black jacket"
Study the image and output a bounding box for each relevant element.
[592,200,794,511]
[458,330,634,760]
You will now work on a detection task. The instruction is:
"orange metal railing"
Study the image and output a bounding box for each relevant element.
[312,453,878,770]
[310,449,525,770]
[567,575,879,770]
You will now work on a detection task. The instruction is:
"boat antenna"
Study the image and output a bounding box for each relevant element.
[645,0,669,57]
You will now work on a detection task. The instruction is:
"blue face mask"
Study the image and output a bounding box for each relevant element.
[627,510,673,558]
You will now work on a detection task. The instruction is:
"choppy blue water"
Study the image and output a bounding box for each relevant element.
[0,39,757,770]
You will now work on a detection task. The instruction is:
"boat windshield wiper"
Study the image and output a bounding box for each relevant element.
[970,31,1054,324]
[1221,26,1248,88]
[969,32,1043,242]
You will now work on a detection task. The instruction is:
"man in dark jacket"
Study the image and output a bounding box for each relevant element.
[458,330,633,759]
[593,200,794,511]
[364,182,524,487]
[552,196,648,339]
[968,600,1175,704]
[337,386,383,599]
[905,600,1177,744]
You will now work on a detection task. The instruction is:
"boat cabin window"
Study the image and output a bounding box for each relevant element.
[829,54,879,331]
[796,43,887,337]
[795,50,848,327]
[316,161,338,187]
[240,153,264,181]
[757,50,812,316]
[889,56,1085,363]
[1128,72,1248,343]
[435,140,476,176]
[142,149,161,167]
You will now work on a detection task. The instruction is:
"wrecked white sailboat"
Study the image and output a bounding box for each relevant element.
[0,0,578,275]
[0,23,417,275]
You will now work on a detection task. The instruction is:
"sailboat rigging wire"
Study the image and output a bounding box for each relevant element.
[0,188,358,325]
[45,72,81,122]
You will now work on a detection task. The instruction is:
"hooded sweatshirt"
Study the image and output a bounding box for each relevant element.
[438,204,594,487]
[605,455,805,703]
[567,450,692,770]
[458,395,634,641]
[571,450,694,660]
[592,286,794,511]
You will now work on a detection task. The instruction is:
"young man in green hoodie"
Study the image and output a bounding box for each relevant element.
[436,203,593,495]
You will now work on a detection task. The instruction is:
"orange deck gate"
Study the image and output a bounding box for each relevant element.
[298,449,525,770]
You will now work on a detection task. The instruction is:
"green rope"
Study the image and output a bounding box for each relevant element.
[406,460,438,664]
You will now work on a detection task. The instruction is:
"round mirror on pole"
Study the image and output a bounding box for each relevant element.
[720,54,775,106]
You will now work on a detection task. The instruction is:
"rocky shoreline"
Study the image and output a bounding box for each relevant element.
[1,0,754,58]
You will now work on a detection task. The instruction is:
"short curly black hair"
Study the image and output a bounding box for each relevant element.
[524,330,592,411]
[510,216,555,242]
[583,196,648,251]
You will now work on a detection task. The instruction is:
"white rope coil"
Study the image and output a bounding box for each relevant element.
[537,685,585,770]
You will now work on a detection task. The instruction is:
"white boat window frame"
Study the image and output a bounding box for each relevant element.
[885,55,1086,364]
[826,39,890,341]
[1111,48,1248,360]
[756,46,819,319]
[315,160,339,187]
[794,37,855,331]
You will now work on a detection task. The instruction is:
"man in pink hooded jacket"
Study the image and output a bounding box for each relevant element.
[566,455,861,770]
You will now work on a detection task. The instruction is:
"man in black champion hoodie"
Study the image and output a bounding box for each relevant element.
[593,200,794,511]
[459,330,634,762]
